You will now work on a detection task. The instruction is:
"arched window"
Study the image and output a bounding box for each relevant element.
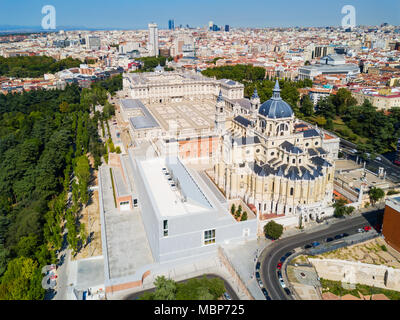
[290,188,294,196]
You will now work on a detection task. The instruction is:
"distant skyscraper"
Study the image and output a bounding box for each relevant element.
[148,23,159,57]
[168,19,175,30]
[225,25,230,32]
[212,24,220,32]
[209,21,213,30]
[86,35,101,50]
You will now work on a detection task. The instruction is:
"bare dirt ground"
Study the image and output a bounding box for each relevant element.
[313,238,400,269]
[73,190,102,260]
[73,154,102,261]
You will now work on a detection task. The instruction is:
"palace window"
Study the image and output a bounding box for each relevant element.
[290,188,294,196]
[204,230,216,245]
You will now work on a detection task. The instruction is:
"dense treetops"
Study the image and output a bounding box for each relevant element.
[0,56,83,78]
[134,56,168,73]
[0,73,119,299]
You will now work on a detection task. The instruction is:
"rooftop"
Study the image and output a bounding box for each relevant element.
[138,157,213,218]
[121,99,160,130]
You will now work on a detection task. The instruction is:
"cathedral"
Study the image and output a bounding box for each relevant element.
[213,80,338,227]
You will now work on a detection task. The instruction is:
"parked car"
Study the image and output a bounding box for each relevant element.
[277,262,283,270]
[223,292,232,300]
[342,233,350,238]
[284,288,291,296]
[304,244,312,249]
[279,279,286,289]
[255,272,261,280]
[258,279,264,288]
[312,242,320,247]
[277,271,282,279]
[364,226,372,232]
[376,157,382,161]
[334,234,343,240]
[261,288,272,300]
[326,237,334,243]
[285,251,294,258]
[255,262,261,271]
[280,256,286,263]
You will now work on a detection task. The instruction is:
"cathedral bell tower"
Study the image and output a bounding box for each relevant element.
[215,90,226,135]
[250,88,260,127]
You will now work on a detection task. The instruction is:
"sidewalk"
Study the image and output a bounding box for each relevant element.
[221,239,271,300]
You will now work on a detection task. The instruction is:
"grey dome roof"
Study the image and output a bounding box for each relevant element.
[259,80,294,119]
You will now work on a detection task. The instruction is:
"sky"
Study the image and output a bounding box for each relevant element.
[1,0,399,30]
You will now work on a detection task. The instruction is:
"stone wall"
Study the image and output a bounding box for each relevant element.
[309,258,400,291]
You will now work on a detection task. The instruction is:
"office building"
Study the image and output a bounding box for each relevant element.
[168,19,175,31]
[86,35,101,51]
[148,23,159,57]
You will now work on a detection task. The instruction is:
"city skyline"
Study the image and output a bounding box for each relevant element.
[1,0,399,31]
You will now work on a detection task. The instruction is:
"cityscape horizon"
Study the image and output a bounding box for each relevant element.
[1,0,399,32]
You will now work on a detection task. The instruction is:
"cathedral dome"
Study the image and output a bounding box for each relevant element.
[259,80,294,119]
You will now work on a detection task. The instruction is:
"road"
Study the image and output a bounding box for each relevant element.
[340,146,400,184]
[259,209,383,300]
[123,274,239,301]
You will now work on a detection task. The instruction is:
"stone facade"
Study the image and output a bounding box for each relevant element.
[123,71,244,104]
[213,81,338,227]
[310,258,400,292]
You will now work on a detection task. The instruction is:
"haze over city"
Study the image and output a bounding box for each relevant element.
[1,0,399,30]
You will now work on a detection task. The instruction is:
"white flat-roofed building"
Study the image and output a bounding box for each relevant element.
[298,63,360,81]
[130,154,257,263]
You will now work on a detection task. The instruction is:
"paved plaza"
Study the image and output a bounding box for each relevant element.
[147,100,215,131]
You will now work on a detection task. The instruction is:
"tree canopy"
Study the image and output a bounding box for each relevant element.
[264,221,284,240]
[0,56,82,78]
[0,74,114,299]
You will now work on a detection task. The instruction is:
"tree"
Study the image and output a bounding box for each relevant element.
[264,221,284,240]
[230,204,236,216]
[241,212,248,222]
[79,223,88,249]
[333,199,355,218]
[103,102,115,120]
[75,155,91,206]
[333,199,348,218]
[0,256,44,300]
[300,95,314,117]
[153,276,177,300]
[59,101,69,113]
[369,187,385,206]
